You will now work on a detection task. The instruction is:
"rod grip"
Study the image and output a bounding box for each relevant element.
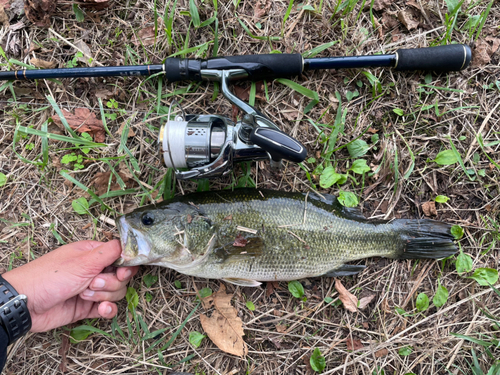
[165,54,304,82]
[395,44,471,72]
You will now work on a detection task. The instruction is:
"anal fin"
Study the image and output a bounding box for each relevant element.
[223,278,262,287]
[324,264,366,277]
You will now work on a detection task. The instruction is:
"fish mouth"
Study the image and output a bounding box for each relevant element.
[114,216,153,267]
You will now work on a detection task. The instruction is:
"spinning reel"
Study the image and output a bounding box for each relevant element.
[158,69,307,179]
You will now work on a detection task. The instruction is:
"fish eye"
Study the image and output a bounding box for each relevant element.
[141,213,155,226]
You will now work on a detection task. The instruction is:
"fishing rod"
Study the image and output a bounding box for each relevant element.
[1,44,471,180]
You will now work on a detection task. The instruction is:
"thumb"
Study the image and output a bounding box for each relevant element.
[81,240,122,275]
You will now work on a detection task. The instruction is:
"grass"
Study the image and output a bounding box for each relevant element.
[0,0,499,374]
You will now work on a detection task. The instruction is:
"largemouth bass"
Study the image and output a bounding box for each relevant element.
[115,189,457,286]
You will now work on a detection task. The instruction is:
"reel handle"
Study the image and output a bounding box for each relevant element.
[249,128,307,163]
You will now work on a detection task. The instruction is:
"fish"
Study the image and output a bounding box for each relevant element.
[115,189,457,287]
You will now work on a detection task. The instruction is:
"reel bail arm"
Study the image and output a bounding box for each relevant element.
[158,69,307,180]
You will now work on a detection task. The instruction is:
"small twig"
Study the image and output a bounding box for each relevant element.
[236,225,258,234]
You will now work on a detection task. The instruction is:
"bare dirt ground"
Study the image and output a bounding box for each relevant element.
[1,0,499,374]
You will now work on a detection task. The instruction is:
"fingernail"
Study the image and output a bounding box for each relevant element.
[104,305,112,315]
[93,278,106,289]
[123,269,132,280]
[83,289,94,297]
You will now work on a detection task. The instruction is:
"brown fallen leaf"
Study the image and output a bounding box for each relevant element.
[52,108,105,143]
[116,122,135,137]
[421,201,437,217]
[275,323,287,333]
[397,10,419,31]
[0,5,8,27]
[200,284,248,357]
[282,110,300,121]
[133,27,156,46]
[95,88,114,100]
[334,279,358,313]
[30,58,57,69]
[233,234,248,248]
[254,0,271,18]
[24,0,56,26]
[92,170,132,195]
[358,294,376,309]
[472,38,500,67]
[224,215,233,221]
[346,336,363,351]
[370,0,391,11]
[58,333,70,373]
[375,348,389,357]
[485,37,500,55]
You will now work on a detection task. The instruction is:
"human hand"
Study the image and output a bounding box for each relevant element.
[2,240,139,332]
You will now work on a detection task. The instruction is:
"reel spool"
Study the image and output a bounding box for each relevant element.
[158,69,307,180]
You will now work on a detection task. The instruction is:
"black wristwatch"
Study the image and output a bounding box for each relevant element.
[0,275,32,345]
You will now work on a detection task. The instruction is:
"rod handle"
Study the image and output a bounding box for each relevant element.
[165,54,304,82]
[395,44,472,72]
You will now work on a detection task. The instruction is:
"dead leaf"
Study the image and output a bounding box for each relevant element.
[485,37,500,55]
[74,40,92,64]
[282,110,300,121]
[375,348,389,357]
[187,214,193,224]
[275,323,287,333]
[371,0,391,11]
[358,294,376,309]
[334,279,358,313]
[52,108,105,143]
[381,12,399,31]
[92,170,132,195]
[116,122,135,137]
[233,234,248,248]
[9,0,24,16]
[0,5,9,27]
[472,39,500,67]
[421,201,437,217]
[397,10,419,31]
[95,88,114,100]
[346,337,363,351]
[254,0,271,18]
[58,333,70,372]
[200,284,248,357]
[30,58,57,69]
[24,0,56,26]
[133,27,156,46]
[373,17,383,39]
[224,215,233,221]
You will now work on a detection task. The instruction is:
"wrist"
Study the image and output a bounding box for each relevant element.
[0,274,32,345]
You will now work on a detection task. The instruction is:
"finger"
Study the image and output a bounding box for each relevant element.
[85,302,118,319]
[89,271,133,292]
[82,240,122,275]
[70,240,105,253]
[116,266,140,282]
[80,286,127,302]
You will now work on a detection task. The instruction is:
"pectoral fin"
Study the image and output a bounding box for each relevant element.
[223,278,262,287]
[324,264,366,277]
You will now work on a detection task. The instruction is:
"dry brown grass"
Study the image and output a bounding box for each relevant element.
[1,0,499,374]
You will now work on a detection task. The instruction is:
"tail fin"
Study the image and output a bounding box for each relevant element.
[391,219,457,259]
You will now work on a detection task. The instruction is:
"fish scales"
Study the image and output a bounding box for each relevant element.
[115,189,457,286]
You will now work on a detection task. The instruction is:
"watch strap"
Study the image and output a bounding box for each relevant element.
[0,275,32,345]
